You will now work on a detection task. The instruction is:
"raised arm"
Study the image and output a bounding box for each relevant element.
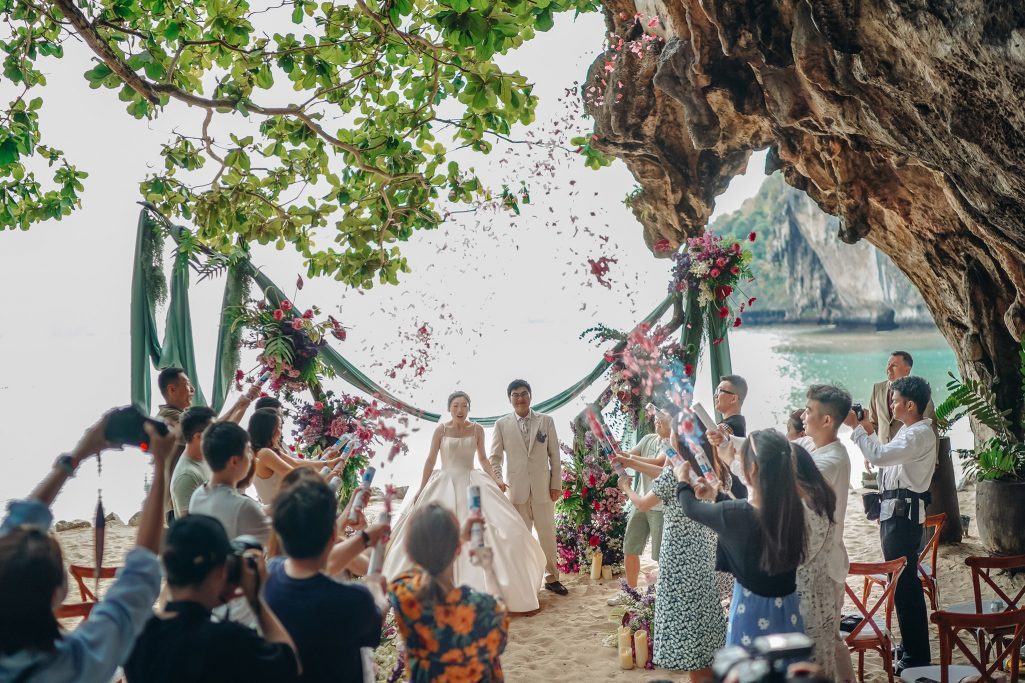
[613,453,664,479]
[219,384,261,424]
[616,479,661,512]
[475,424,503,488]
[255,447,300,478]
[489,421,506,488]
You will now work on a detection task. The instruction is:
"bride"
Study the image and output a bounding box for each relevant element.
[383,391,546,612]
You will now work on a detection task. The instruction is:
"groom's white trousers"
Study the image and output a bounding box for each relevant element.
[513,498,559,584]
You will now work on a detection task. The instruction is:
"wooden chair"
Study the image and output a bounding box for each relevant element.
[944,554,1025,668]
[55,601,96,620]
[68,564,119,602]
[846,558,907,683]
[864,513,946,611]
[900,608,1025,683]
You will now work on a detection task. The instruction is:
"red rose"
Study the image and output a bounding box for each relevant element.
[734,317,743,328]
[718,307,729,318]
[588,474,597,487]
[715,258,726,268]
[563,489,571,499]
[273,309,284,321]
[748,297,757,306]
[710,268,721,278]
[588,535,600,548]
[235,369,245,381]
[303,309,314,319]
[313,401,324,411]
[291,318,304,330]
[603,352,615,363]
[730,266,740,275]
[281,300,293,311]
[714,284,732,300]
[731,243,741,254]
[684,363,694,376]
[593,500,602,512]
[582,486,589,497]
[748,231,757,241]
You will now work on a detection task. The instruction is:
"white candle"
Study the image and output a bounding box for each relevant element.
[601,564,613,580]
[590,551,603,580]
[618,627,635,669]
[634,630,649,668]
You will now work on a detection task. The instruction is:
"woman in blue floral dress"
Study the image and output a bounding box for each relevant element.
[617,455,726,675]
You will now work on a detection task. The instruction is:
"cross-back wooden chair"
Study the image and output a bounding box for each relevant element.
[68,564,119,602]
[864,513,946,611]
[959,554,1025,668]
[900,608,1025,683]
[846,558,907,683]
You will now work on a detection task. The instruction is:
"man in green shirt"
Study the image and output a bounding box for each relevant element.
[170,406,217,519]
[608,408,670,604]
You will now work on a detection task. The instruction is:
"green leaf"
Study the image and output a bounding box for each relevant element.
[0,139,19,167]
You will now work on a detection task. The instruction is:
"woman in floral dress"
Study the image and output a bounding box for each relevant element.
[389,503,509,682]
[617,452,726,676]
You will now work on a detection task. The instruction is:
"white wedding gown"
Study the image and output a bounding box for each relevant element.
[382,435,546,612]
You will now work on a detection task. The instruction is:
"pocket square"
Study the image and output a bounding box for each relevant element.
[536,431,547,443]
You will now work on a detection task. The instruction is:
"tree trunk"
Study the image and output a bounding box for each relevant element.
[585,0,1025,430]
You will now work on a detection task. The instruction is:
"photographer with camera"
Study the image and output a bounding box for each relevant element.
[846,375,937,673]
[124,514,300,682]
[262,476,389,682]
[677,430,807,648]
[0,411,172,683]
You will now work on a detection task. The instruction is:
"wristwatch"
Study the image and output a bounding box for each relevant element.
[54,453,76,475]
[360,530,371,547]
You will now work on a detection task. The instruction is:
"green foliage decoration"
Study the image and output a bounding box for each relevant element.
[2,0,597,286]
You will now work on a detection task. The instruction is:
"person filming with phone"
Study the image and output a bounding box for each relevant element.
[845,375,937,673]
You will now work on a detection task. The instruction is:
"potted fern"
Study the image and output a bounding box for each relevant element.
[935,343,1025,554]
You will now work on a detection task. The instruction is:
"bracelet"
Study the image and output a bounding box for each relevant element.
[55,453,76,475]
[360,530,371,547]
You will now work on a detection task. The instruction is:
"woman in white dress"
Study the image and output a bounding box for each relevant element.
[383,391,546,612]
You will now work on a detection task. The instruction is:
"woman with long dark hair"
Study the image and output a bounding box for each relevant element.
[247,408,342,504]
[792,443,840,679]
[677,429,807,646]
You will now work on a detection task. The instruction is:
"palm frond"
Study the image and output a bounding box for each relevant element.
[939,371,1011,436]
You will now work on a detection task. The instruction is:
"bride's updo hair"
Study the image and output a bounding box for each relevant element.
[406,503,461,604]
[447,391,471,408]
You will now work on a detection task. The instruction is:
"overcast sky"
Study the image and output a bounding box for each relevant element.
[0,11,767,519]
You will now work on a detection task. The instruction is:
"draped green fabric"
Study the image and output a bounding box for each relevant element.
[210,261,248,411]
[130,207,706,426]
[130,212,163,410]
[157,246,207,407]
[679,288,732,421]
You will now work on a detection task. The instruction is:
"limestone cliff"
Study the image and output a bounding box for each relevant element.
[584,0,1025,429]
[716,173,934,327]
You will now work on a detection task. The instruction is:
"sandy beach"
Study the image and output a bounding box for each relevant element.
[55,484,1023,682]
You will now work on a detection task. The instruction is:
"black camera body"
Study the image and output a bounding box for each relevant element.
[104,405,170,449]
[713,633,821,683]
[851,403,865,421]
[225,535,264,585]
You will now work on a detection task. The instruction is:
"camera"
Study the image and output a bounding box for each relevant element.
[713,633,824,683]
[104,405,169,449]
[225,535,264,585]
[851,403,865,421]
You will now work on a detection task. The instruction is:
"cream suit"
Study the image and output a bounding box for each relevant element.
[490,410,561,583]
[869,380,937,444]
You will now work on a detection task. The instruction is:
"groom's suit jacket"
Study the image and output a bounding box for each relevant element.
[489,411,561,506]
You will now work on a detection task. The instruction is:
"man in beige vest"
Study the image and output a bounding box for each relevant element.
[869,351,936,443]
[489,379,567,595]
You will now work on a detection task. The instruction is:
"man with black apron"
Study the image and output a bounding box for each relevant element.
[846,375,937,672]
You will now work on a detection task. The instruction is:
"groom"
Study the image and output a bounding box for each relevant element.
[490,379,568,596]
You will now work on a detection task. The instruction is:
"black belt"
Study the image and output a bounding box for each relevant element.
[880,488,931,505]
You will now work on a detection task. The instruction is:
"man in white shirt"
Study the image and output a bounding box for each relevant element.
[846,375,937,671]
[795,384,855,682]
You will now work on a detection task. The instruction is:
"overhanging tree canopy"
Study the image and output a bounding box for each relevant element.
[1,0,604,286]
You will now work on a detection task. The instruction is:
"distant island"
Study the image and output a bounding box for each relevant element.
[713,173,935,329]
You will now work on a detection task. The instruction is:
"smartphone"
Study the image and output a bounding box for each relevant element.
[104,405,169,448]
